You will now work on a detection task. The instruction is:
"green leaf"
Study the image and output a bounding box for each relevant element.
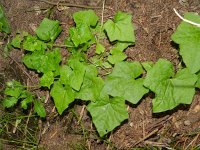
[40,71,54,89]
[114,41,133,52]
[0,5,10,33]
[59,65,73,86]
[21,95,33,109]
[35,18,62,41]
[11,34,22,48]
[104,11,135,42]
[76,65,104,101]
[96,43,105,54]
[2,97,18,108]
[196,72,200,88]
[4,81,24,98]
[73,10,99,26]
[23,48,61,73]
[34,99,46,118]
[69,24,93,47]
[171,12,200,73]
[144,59,197,113]
[103,61,148,104]
[50,81,75,115]
[142,61,154,71]
[23,34,47,51]
[107,48,127,64]
[87,94,128,137]
[68,58,86,91]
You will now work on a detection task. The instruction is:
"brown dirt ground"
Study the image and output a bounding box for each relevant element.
[1,0,200,150]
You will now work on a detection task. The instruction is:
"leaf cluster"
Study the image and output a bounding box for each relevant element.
[5,10,200,137]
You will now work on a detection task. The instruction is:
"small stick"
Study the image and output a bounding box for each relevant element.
[132,128,159,147]
[36,0,111,10]
[173,8,200,27]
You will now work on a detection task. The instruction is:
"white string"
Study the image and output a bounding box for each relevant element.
[173,8,200,27]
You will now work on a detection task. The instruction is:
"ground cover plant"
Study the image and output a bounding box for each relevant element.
[1,1,200,149]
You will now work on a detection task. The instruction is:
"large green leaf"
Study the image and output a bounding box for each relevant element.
[103,61,148,104]
[76,65,104,101]
[0,5,10,33]
[35,18,62,41]
[23,48,61,73]
[69,24,93,47]
[144,59,197,113]
[87,94,128,137]
[73,10,99,26]
[50,81,75,115]
[104,11,135,42]
[171,13,200,73]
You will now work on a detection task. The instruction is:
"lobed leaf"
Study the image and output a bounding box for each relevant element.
[144,59,197,113]
[87,94,128,137]
[34,99,46,118]
[171,13,200,73]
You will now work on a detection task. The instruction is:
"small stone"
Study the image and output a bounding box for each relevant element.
[184,120,191,126]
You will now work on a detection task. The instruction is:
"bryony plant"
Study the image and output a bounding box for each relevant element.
[6,9,200,137]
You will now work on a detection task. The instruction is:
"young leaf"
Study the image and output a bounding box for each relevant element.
[23,48,61,73]
[96,43,105,54]
[11,34,22,48]
[40,71,54,89]
[73,10,99,26]
[107,48,127,64]
[103,61,148,104]
[87,94,128,137]
[76,65,104,101]
[104,11,135,42]
[50,81,75,115]
[23,34,47,51]
[144,59,197,113]
[4,81,24,98]
[0,5,10,34]
[35,18,62,41]
[34,99,46,118]
[171,13,200,73]
[21,95,33,109]
[69,24,93,47]
[2,97,18,108]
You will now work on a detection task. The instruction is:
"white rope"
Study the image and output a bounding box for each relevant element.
[173,8,200,27]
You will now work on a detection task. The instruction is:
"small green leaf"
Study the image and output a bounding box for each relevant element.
[104,11,135,42]
[73,10,99,26]
[40,71,54,89]
[23,48,61,73]
[103,61,148,104]
[50,81,75,115]
[23,34,47,51]
[107,48,127,64]
[34,99,46,118]
[144,59,197,113]
[171,13,200,73]
[69,24,93,47]
[11,34,22,48]
[2,97,18,108]
[87,94,128,137]
[76,65,104,101]
[35,18,62,41]
[114,41,133,51]
[142,61,154,71]
[96,43,105,54]
[21,95,33,109]
[4,81,24,98]
[0,5,10,33]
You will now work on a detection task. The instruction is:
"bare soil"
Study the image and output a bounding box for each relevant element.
[0,0,200,149]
